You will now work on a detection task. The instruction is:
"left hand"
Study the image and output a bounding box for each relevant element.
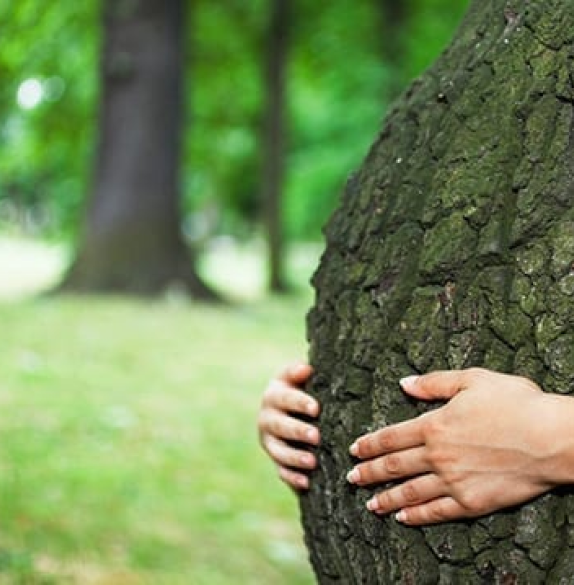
[258,363,320,490]
[346,368,573,525]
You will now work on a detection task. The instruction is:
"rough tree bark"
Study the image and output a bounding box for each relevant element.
[60,0,216,298]
[303,0,574,582]
[261,0,289,293]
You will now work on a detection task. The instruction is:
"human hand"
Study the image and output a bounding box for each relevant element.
[346,368,573,525]
[258,363,320,490]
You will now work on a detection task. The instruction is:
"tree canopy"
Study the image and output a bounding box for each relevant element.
[1,0,469,247]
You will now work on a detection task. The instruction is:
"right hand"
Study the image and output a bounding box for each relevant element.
[258,363,320,489]
[347,368,564,525]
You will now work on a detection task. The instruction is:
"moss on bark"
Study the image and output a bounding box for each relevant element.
[303,0,574,582]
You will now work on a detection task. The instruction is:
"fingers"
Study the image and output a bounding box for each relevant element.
[363,475,469,525]
[280,362,313,386]
[349,369,473,460]
[278,465,311,490]
[349,416,426,460]
[396,497,466,526]
[365,474,446,515]
[258,363,320,490]
[259,406,320,446]
[347,447,429,486]
[263,434,317,471]
[262,378,320,418]
[400,369,474,401]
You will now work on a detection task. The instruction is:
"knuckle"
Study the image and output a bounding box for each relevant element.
[269,414,292,441]
[376,429,396,451]
[262,383,277,406]
[285,450,300,468]
[421,415,446,443]
[428,501,448,523]
[429,452,457,480]
[378,490,395,511]
[384,454,402,475]
[297,424,309,441]
[263,435,279,458]
[464,367,488,384]
[459,490,485,516]
[402,482,419,505]
[455,494,473,513]
[257,410,270,434]
[353,438,366,457]
[420,415,436,437]
[425,443,443,470]
[354,463,369,484]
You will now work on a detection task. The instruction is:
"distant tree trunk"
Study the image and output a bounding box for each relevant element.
[60,0,216,298]
[379,0,409,101]
[261,0,289,293]
[303,0,574,582]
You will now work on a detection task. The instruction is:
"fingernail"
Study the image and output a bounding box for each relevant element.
[300,453,313,466]
[395,510,407,523]
[306,400,317,416]
[349,442,359,456]
[399,375,419,390]
[290,364,305,378]
[346,468,360,483]
[366,498,378,511]
[297,475,309,489]
[306,428,317,442]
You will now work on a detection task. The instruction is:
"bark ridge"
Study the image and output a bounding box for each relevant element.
[303,1,574,582]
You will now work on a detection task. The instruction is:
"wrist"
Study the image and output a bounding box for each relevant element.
[537,394,574,487]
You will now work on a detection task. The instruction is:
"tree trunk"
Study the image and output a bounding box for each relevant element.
[261,0,289,293]
[60,0,216,298]
[302,0,574,582]
[378,0,409,101]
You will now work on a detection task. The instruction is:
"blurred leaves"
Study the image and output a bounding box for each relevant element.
[0,1,98,235]
[0,0,469,241]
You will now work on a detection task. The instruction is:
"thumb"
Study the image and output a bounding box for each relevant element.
[400,369,469,401]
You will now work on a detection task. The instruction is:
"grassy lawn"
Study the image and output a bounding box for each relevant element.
[0,240,319,584]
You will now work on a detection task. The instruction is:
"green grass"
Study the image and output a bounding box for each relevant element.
[0,292,316,584]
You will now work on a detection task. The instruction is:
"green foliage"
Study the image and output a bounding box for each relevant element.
[0,0,470,241]
[407,0,471,78]
[0,1,98,236]
[188,1,266,238]
[285,1,386,239]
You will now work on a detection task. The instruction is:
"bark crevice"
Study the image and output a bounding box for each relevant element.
[302,0,574,582]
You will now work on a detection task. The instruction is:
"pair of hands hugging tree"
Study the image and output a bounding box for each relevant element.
[258,364,574,526]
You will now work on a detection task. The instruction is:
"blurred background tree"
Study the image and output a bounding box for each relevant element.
[0,0,469,297]
[60,0,217,297]
[260,0,290,293]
